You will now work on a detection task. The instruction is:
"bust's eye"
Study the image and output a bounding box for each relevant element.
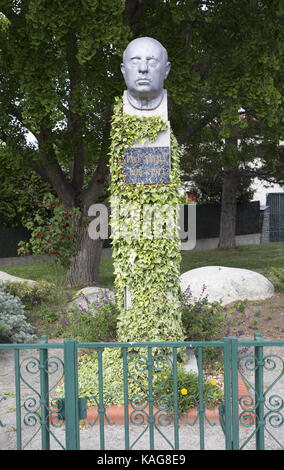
[148,58,158,67]
[130,58,140,65]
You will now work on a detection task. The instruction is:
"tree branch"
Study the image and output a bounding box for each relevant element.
[81,109,112,211]
[0,7,17,23]
[123,0,159,36]
[65,28,84,194]
[177,106,220,144]
[7,103,40,141]
[37,128,75,208]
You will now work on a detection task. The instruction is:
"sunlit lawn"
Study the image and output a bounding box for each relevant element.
[0,242,283,289]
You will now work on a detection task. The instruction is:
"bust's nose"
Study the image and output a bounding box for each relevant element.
[138,59,148,73]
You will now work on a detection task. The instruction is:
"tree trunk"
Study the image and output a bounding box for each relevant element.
[218,167,238,249]
[65,217,104,287]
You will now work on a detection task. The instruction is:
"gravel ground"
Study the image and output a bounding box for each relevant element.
[1,340,284,451]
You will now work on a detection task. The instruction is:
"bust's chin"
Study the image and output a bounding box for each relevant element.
[126,90,165,111]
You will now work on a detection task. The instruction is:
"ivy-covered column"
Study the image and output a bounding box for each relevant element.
[109,37,185,347]
[72,39,188,406]
[109,97,185,344]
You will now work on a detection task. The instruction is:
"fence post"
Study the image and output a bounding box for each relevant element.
[122,347,130,450]
[97,347,105,450]
[147,346,155,450]
[64,339,80,450]
[197,346,205,450]
[172,346,179,450]
[255,332,265,450]
[14,349,22,450]
[230,337,240,450]
[223,338,233,450]
[39,334,50,450]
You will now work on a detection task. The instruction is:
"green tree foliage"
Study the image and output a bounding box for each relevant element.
[124,1,283,246]
[168,1,283,247]
[0,0,129,284]
[0,1,283,281]
[0,162,55,228]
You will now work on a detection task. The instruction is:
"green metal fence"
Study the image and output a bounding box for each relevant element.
[0,334,283,450]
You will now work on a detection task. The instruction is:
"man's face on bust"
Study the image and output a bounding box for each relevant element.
[121,37,171,107]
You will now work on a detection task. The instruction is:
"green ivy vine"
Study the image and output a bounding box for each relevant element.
[61,97,189,407]
[109,97,185,346]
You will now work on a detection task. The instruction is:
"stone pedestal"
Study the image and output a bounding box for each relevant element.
[123,90,170,147]
[122,90,171,310]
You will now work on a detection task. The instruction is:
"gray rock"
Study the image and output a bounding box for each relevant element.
[69,286,115,311]
[180,266,274,305]
[0,270,36,286]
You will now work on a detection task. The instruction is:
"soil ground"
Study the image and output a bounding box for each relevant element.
[225,292,284,341]
[1,291,284,451]
[26,292,284,343]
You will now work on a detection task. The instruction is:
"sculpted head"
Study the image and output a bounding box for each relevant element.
[121,37,171,110]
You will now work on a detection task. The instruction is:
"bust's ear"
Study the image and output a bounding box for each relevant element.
[165,61,171,79]
[120,63,125,76]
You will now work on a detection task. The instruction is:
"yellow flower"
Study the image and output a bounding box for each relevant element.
[211,380,216,386]
[181,388,188,395]
[163,375,167,379]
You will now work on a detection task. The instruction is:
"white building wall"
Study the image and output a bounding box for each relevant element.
[252,178,284,206]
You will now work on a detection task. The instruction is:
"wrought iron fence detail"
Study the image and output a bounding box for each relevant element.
[237,336,284,450]
[18,352,64,449]
[238,352,258,435]
[126,349,177,449]
[261,353,284,449]
[50,397,65,427]
[86,395,115,426]
[1,335,284,450]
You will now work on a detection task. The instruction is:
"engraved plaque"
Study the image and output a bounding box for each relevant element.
[124,147,170,184]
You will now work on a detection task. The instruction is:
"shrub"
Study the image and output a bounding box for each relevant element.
[17,192,90,267]
[265,267,284,291]
[4,280,55,307]
[0,286,35,343]
[154,364,224,414]
[180,285,233,370]
[181,285,229,342]
[61,289,119,342]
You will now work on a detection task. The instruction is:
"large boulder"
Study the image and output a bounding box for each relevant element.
[69,286,115,311]
[0,271,36,286]
[180,266,274,305]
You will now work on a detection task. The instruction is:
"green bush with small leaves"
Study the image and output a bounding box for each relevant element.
[61,291,119,342]
[18,192,90,267]
[181,286,229,342]
[265,267,284,291]
[4,280,55,307]
[154,365,224,414]
[0,286,35,343]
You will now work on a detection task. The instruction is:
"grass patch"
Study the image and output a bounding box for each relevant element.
[1,242,284,339]
[180,242,284,275]
[97,258,115,287]
[0,257,115,288]
[1,242,284,297]
[180,242,284,291]
[0,263,59,283]
[2,242,284,289]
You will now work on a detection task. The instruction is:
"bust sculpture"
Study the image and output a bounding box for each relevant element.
[121,37,171,111]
